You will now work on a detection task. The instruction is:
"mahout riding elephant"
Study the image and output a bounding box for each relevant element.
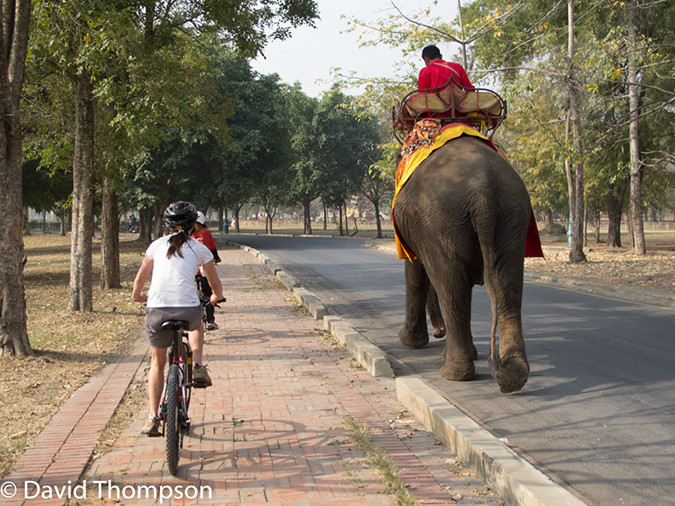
[394,135,532,393]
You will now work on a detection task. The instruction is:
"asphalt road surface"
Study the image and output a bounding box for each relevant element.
[224,234,675,506]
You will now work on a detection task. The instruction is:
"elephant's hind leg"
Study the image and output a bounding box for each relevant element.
[426,284,446,338]
[494,316,529,393]
[492,249,529,393]
[436,274,475,382]
[399,259,431,349]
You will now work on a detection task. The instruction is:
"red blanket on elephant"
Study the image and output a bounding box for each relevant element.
[392,120,544,261]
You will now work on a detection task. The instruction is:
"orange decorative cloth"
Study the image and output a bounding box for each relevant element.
[392,121,544,261]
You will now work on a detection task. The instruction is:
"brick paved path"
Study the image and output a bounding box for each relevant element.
[15,247,499,506]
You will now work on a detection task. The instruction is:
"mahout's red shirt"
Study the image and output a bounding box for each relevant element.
[418,59,472,90]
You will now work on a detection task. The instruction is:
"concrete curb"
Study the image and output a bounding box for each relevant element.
[292,286,328,320]
[397,378,586,506]
[323,316,395,378]
[225,239,589,506]
[276,270,297,291]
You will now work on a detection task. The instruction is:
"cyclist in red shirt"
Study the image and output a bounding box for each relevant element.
[192,211,222,330]
[418,45,472,91]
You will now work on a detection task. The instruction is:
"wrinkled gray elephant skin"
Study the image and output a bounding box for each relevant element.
[395,136,531,393]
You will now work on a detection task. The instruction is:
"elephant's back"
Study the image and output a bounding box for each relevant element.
[398,136,528,211]
[394,136,531,262]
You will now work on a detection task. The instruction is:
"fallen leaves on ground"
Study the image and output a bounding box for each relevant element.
[525,242,675,295]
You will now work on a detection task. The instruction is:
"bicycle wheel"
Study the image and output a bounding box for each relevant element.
[181,340,192,427]
[165,364,180,475]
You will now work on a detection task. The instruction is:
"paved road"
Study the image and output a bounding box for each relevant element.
[223,234,675,506]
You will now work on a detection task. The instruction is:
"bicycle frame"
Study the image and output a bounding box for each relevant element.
[159,322,193,475]
[162,327,192,428]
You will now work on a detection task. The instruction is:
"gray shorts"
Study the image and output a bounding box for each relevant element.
[145,306,203,349]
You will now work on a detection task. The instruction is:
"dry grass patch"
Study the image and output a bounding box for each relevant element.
[525,243,675,294]
[0,234,147,478]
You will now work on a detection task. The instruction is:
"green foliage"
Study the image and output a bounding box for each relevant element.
[22,159,73,215]
[23,0,319,210]
[308,87,382,207]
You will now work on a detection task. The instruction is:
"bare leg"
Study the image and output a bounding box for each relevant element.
[148,347,168,418]
[188,326,205,365]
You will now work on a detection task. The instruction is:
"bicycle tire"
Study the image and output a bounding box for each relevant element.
[165,364,180,475]
[181,340,192,424]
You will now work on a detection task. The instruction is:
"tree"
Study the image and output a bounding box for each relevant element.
[22,159,73,236]
[27,0,318,313]
[309,88,380,236]
[565,0,587,262]
[286,86,320,234]
[0,0,33,356]
[360,151,394,239]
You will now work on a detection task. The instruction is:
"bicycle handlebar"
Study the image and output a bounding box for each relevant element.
[200,296,226,308]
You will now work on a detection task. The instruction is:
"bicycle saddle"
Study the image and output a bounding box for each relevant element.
[161,320,190,330]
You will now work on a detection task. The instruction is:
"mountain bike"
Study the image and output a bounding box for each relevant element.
[158,296,226,475]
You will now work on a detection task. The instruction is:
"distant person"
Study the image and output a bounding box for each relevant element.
[128,213,138,233]
[192,211,221,330]
[418,45,472,91]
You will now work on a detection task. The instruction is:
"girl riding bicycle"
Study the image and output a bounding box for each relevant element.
[132,201,225,436]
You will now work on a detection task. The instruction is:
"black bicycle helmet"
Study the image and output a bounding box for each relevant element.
[164,201,197,231]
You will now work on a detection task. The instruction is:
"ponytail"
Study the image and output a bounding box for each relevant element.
[166,230,190,259]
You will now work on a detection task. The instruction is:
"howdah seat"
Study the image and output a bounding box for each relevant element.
[392,76,507,143]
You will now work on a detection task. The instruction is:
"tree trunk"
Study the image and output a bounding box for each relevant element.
[593,209,601,244]
[138,208,153,243]
[567,0,586,263]
[627,2,645,255]
[564,119,574,248]
[303,199,312,235]
[344,201,349,236]
[60,212,67,236]
[373,199,383,238]
[23,207,30,235]
[0,0,32,356]
[583,199,588,247]
[606,180,627,247]
[234,204,242,233]
[153,201,164,239]
[217,207,223,233]
[100,177,120,289]
[69,72,95,312]
[323,203,327,230]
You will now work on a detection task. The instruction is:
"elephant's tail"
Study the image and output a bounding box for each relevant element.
[476,217,500,377]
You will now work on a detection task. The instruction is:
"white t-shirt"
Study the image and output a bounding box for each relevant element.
[145,234,214,308]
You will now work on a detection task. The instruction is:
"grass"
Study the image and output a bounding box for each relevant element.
[343,415,416,506]
[0,233,147,478]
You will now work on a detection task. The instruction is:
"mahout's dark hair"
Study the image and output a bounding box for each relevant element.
[422,45,442,60]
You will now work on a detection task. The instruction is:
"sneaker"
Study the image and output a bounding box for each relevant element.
[207,321,219,331]
[141,416,161,437]
[193,364,213,388]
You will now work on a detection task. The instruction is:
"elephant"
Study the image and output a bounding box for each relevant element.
[394,135,532,393]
